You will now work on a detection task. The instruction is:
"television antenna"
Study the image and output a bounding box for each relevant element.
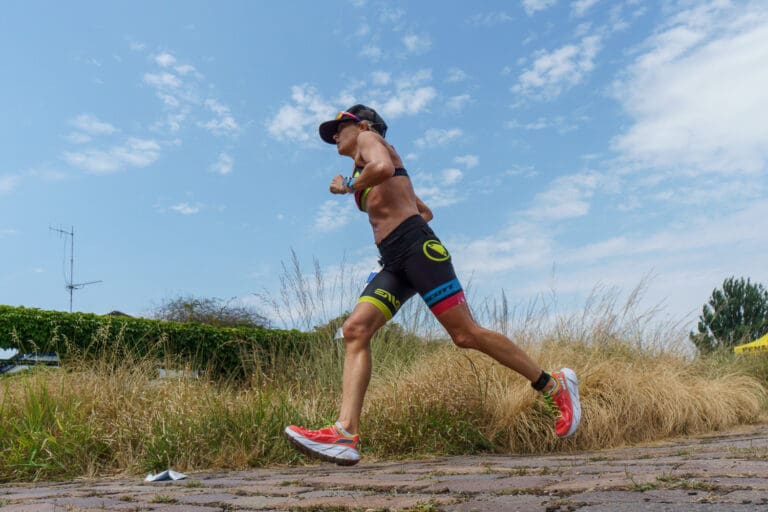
[50,225,102,312]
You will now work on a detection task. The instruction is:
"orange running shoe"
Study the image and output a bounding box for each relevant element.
[544,368,582,438]
[284,422,361,466]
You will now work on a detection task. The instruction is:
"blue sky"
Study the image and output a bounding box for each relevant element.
[1,0,766,334]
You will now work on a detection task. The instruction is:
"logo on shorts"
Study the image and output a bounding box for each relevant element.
[423,240,450,262]
[374,288,401,309]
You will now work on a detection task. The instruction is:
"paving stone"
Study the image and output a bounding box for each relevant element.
[1,423,767,512]
[224,494,292,509]
[441,493,545,511]
[176,491,246,504]
[278,493,455,511]
[0,489,72,501]
[136,504,223,512]
[578,504,759,511]
[566,489,662,503]
[0,505,58,512]
[425,474,557,494]
[709,476,768,490]
[49,495,150,509]
[298,473,431,492]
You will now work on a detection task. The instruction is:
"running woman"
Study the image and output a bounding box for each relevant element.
[285,104,581,465]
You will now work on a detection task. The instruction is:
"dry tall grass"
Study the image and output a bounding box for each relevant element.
[1,277,767,481]
[364,341,766,457]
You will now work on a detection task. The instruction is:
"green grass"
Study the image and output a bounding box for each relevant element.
[149,494,178,504]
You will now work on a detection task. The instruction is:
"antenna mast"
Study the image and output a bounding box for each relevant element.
[50,225,102,312]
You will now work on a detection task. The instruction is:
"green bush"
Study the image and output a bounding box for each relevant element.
[0,305,313,379]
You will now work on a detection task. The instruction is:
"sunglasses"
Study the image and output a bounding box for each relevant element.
[335,111,361,122]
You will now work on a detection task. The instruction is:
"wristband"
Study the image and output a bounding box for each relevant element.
[343,176,355,193]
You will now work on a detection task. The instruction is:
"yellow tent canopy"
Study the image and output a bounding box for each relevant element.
[734,332,768,354]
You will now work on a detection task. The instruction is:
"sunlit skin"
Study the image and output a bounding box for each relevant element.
[328,121,553,435]
[330,121,431,242]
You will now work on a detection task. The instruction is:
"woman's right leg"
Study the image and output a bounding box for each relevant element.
[337,301,387,435]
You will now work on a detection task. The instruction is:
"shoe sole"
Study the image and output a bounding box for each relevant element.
[560,368,581,438]
[284,427,360,466]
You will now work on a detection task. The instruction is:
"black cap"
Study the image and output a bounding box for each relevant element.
[318,104,388,144]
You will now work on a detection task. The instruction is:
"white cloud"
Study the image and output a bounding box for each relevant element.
[27,167,67,181]
[355,23,370,37]
[563,199,768,265]
[380,8,405,24]
[446,94,471,111]
[506,115,581,133]
[0,175,21,194]
[446,68,469,82]
[170,202,201,215]
[143,72,182,89]
[572,0,599,18]
[114,139,159,167]
[468,11,514,26]
[377,85,436,118]
[526,171,601,221]
[513,35,601,99]
[210,152,233,175]
[154,52,177,67]
[612,2,768,176]
[139,49,237,147]
[157,93,180,108]
[370,71,391,85]
[369,70,437,119]
[415,128,463,148]
[454,154,479,168]
[452,221,554,275]
[522,0,557,16]
[269,73,438,143]
[360,45,383,60]
[63,138,161,174]
[415,185,462,208]
[0,228,18,238]
[403,34,432,54]
[314,199,354,232]
[71,114,117,135]
[454,199,768,326]
[163,111,188,133]
[505,165,537,178]
[64,150,120,173]
[267,84,335,142]
[65,132,92,144]
[507,118,549,130]
[200,99,240,135]
[442,168,463,185]
[174,64,197,76]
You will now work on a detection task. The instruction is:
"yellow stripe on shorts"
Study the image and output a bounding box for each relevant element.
[358,296,393,321]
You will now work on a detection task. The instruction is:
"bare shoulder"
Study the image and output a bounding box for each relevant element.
[357,130,386,146]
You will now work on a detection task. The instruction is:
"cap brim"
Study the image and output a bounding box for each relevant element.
[319,120,341,144]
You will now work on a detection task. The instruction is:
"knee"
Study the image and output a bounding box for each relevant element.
[342,317,374,346]
[449,328,478,350]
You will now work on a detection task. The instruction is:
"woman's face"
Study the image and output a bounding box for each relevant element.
[333,121,358,155]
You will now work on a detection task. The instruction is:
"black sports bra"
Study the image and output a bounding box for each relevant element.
[352,166,409,212]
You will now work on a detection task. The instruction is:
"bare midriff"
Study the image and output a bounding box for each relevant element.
[365,178,420,243]
[355,142,420,244]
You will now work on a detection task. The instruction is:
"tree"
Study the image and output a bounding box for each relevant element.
[152,295,270,328]
[690,277,768,353]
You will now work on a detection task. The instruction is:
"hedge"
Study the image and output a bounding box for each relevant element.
[0,305,315,379]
